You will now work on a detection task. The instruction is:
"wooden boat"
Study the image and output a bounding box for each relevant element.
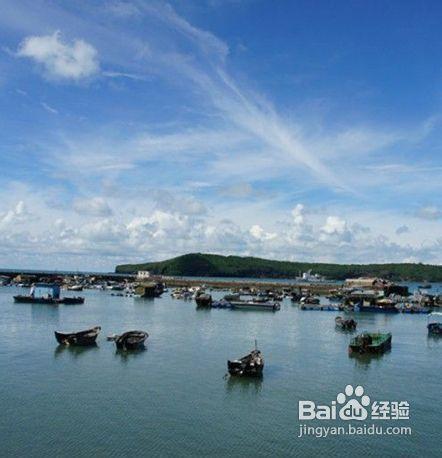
[224,293,241,302]
[14,295,85,305]
[228,342,264,377]
[300,296,320,305]
[211,299,232,309]
[59,296,85,304]
[195,293,212,307]
[67,285,83,291]
[55,326,101,346]
[335,316,357,331]
[111,330,148,350]
[14,283,84,305]
[291,293,303,302]
[229,300,280,311]
[349,332,392,355]
[427,312,442,335]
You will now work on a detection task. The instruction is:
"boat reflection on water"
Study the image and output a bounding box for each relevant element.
[31,303,59,325]
[114,347,147,362]
[427,333,442,348]
[54,343,98,358]
[225,375,263,394]
[134,296,155,304]
[348,350,391,369]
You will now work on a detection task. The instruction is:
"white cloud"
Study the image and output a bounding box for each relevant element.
[321,216,347,235]
[0,201,34,228]
[17,31,99,80]
[249,224,276,241]
[0,195,440,269]
[291,204,305,226]
[319,216,353,243]
[73,197,113,217]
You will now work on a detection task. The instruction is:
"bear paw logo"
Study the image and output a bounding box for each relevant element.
[337,385,370,421]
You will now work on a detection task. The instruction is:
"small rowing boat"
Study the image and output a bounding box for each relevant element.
[109,330,148,350]
[55,326,101,346]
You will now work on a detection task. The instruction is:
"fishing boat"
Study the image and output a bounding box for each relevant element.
[195,293,212,307]
[349,332,392,355]
[211,299,232,309]
[229,300,280,311]
[359,299,399,313]
[224,293,241,302]
[14,283,84,305]
[67,284,83,291]
[227,342,264,377]
[61,296,85,304]
[110,330,148,350]
[291,292,303,302]
[335,316,357,331]
[55,326,101,346]
[427,312,442,335]
[300,295,320,305]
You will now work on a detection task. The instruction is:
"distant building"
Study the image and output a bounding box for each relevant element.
[137,271,151,280]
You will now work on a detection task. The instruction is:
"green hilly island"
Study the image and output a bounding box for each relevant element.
[115,253,442,281]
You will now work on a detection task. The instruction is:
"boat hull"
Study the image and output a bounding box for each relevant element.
[115,331,148,350]
[14,295,84,305]
[55,326,101,346]
[14,295,58,305]
[59,297,85,304]
[359,306,398,313]
[229,301,280,311]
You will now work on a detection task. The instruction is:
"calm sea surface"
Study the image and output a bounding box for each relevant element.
[0,285,441,457]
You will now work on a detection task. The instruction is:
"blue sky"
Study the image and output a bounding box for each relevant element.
[0,0,441,270]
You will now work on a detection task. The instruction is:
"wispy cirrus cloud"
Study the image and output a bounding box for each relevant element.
[0,1,440,269]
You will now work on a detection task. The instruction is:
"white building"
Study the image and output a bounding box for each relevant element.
[137,271,151,280]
